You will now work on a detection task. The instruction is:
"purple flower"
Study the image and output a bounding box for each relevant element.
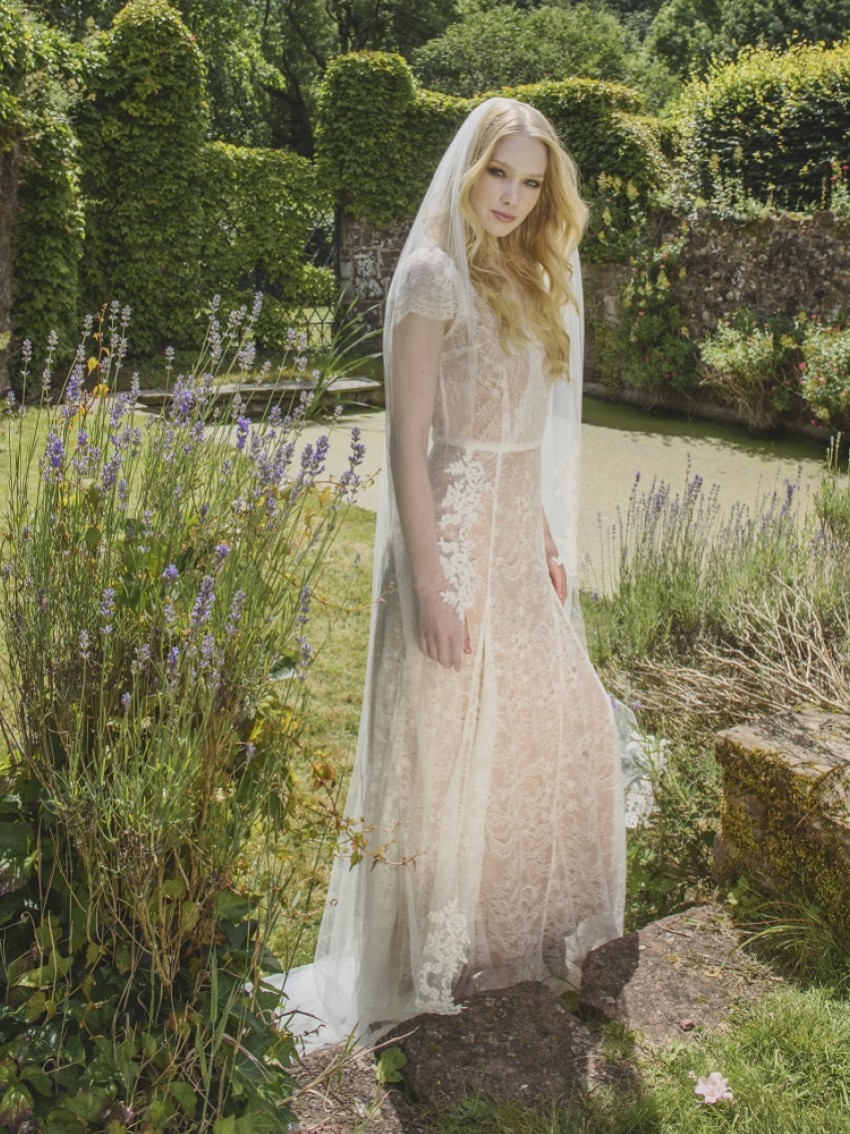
[162,564,179,582]
[200,633,216,668]
[44,430,65,472]
[171,379,195,421]
[235,416,251,451]
[191,575,215,628]
[214,542,230,564]
[100,587,116,635]
[226,590,245,636]
[79,629,91,660]
[120,692,131,712]
[100,453,122,490]
[167,645,180,681]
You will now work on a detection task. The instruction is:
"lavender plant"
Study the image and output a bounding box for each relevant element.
[0,299,364,1130]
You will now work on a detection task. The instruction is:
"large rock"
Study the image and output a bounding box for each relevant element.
[714,711,850,939]
[578,904,774,1045]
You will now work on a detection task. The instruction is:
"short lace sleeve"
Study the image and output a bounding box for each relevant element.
[391,247,458,326]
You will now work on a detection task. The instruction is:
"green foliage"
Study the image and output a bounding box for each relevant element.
[411,5,633,97]
[647,0,722,79]
[625,739,721,930]
[699,314,801,430]
[78,0,207,354]
[800,319,850,428]
[199,143,336,349]
[600,233,698,394]
[676,41,850,211]
[0,303,362,1128]
[317,51,467,225]
[2,1,84,365]
[814,435,850,544]
[318,52,667,260]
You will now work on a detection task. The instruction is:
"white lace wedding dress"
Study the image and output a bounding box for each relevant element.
[275,247,625,1047]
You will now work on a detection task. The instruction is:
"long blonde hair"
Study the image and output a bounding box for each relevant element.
[458,100,588,380]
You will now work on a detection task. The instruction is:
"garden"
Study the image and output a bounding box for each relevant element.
[3,0,850,1129]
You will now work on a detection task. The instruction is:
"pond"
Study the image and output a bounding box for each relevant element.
[308,398,830,583]
[580,398,828,585]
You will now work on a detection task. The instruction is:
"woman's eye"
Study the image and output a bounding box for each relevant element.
[525,180,541,189]
[487,166,505,177]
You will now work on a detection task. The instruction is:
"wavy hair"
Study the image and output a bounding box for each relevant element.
[458,99,588,380]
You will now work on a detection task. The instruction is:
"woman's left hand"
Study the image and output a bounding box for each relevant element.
[546,549,567,605]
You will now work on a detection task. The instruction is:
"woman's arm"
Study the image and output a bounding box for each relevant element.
[543,510,568,606]
[390,313,469,671]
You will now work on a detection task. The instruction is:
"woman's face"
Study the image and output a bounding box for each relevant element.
[469,133,548,239]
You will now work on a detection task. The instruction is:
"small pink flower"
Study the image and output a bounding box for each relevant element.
[695,1072,734,1105]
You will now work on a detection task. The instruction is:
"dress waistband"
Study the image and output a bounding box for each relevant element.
[434,436,541,453]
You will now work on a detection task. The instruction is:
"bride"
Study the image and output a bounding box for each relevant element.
[275,96,625,1048]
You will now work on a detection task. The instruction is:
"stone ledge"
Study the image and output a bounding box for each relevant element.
[578,904,776,1046]
[714,710,850,940]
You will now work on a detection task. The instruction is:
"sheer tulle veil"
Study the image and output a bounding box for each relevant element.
[270,97,596,1049]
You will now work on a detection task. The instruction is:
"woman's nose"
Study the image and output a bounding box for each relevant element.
[500,180,519,205]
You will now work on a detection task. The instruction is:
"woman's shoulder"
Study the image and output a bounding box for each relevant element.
[392,245,461,324]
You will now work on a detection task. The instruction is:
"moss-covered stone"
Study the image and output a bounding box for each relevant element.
[714,711,850,942]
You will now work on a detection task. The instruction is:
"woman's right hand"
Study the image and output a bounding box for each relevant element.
[416,586,470,671]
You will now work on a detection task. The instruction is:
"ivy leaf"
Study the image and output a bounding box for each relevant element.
[375,1046,407,1085]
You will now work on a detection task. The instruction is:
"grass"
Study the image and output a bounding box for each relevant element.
[429,986,850,1132]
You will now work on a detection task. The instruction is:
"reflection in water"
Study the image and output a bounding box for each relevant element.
[582,397,828,464]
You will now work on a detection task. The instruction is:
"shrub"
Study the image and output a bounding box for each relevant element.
[317,52,667,261]
[676,41,850,211]
[800,320,850,428]
[608,233,698,395]
[699,315,800,430]
[78,0,207,355]
[1,1,83,374]
[198,142,337,350]
[0,303,364,1128]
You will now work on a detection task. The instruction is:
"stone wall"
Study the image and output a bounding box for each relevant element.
[338,209,850,376]
[674,210,850,335]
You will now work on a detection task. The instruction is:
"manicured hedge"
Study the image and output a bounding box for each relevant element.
[2,0,83,368]
[199,143,336,349]
[77,0,207,355]
[317,52,667,260]
[677,41,850,211]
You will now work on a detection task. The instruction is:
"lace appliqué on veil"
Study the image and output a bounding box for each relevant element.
[415,898,470,1012]
[437,454,489,616]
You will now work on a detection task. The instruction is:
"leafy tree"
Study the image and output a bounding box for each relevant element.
[412,4,632,95]
[648,0,722,77]
[720,0,850,52]
[648,0,850,80]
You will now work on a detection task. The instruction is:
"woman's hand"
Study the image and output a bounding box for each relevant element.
[417,585,471,671]
[546,546,567,605]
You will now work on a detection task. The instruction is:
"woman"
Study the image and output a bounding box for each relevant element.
[282,97,625,1047]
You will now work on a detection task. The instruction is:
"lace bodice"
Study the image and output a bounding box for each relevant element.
[392,247,551,451]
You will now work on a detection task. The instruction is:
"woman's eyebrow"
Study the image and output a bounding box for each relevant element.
[489,157,546,179]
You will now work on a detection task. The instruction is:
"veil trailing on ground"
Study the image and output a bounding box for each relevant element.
[271,98,596,1050]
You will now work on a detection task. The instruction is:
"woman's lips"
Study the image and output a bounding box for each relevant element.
[492,209,516,222]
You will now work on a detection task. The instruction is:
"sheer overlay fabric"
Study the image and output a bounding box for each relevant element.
[270,98,626,1049]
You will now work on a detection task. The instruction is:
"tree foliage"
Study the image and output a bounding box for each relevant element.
[412,4,633,95]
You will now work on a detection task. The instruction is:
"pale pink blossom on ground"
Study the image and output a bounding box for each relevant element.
[695,1072,734,1104]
